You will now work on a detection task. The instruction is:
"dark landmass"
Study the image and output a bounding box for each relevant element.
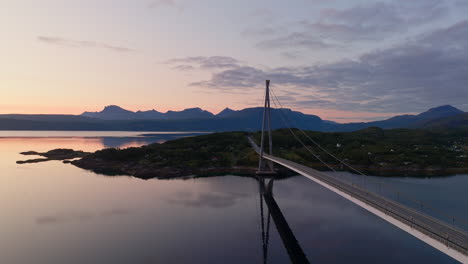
[1,105,466,132]
[17,149,90,164]
[18,128,468,178]
[71,132,259,179]
[138,132,208,137]
[265,127,468,176]
[416,113,468,130]
[16,158,51,164]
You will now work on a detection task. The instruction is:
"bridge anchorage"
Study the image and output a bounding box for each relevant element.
[257,80,277,176]
[250,80,468,263]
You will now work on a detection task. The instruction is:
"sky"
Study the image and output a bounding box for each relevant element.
[1,0,468,122]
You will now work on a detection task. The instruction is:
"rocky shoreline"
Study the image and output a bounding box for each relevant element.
[70,157,259,179]
[16,147,468,178]
[15,128,468,179]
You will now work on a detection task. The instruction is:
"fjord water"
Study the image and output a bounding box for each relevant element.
[0,132,465,264]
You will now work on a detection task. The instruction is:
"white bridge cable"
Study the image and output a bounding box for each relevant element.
[270,87,367,175]
[268,85,468,229]
[270,93,377,195]
[269,94,337,172]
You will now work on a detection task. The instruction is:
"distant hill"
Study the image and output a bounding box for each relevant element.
[417,105,464,119]
[0,105,465,132]
[216,108,236,118]
[165,108,214,119]
[82,105,163,120]
[135,110,165,119]
[416,113,468,130]
[217,107,325,131]
[331,105,465,131]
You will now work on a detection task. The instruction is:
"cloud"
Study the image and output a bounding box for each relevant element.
[166,56,241,71]
[247,0,462,51]
[148,0,176,8]
[257,32,336,49]
[37,36,135,53]
[191,20,468,113]
[280,51,301,60]
[314,0,449,39]
[173,64,196,71]
[190,66,267,89]
[148,0,187,11]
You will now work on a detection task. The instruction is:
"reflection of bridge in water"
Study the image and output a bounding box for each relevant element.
[253,80,468,263]
[257,177,310,264]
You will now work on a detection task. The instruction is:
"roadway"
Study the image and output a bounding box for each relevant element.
[248,137,468,263]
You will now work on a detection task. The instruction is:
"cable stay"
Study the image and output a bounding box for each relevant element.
[270,97,336,172]
[268,85,468,230]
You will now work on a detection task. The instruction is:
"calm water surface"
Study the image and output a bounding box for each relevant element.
[0,131,466,263]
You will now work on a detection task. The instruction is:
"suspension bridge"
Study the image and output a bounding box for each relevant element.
[252,80,468,263]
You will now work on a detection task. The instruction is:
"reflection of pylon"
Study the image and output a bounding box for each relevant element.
[258,178,310,264]
[257,80,275,175]
[258,177,271,264]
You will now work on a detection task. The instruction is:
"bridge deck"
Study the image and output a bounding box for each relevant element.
[248,137,468,262]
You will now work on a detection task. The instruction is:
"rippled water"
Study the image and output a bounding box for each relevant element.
[0,131,465,263]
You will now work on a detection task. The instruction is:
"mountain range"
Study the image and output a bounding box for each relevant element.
[82,105,215,120]
[0,105,466,132]
[332,105,465,131]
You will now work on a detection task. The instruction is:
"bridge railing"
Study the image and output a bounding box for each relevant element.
[353,183,468,255]
[326,171,468,233]
[269,155,468,255]
[251,135,468,232]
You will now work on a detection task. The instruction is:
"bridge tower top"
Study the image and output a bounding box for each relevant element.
[258,80,275,174]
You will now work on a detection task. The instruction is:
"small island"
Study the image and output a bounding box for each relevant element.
[17,149,91,164]
[17,128,468,178]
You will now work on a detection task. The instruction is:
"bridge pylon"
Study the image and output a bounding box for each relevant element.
[257,80,276,176]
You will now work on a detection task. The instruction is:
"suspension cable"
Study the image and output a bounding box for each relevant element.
[270,94,337,172]
[268,85,468,228]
